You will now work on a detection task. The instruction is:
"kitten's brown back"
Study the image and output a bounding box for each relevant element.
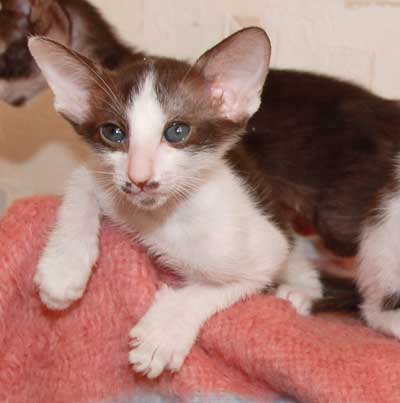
[230,69,400,257]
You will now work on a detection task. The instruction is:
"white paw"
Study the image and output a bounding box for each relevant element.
[34,252,91,310]
[275,285,315,315]
[129,286,197,378]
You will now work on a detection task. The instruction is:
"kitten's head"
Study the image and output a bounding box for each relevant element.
[29,27,271,210]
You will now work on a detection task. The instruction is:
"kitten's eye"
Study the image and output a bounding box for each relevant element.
[164,122,191,143]
[100,124,126,144]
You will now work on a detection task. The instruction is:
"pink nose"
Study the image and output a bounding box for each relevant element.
[131,180,159,192]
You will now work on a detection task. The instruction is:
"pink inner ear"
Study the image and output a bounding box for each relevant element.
[210,84,235,120]
[210,83,245,121]
[196,29,271,121]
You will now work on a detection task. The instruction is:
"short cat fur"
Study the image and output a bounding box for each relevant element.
[30,28,323,378]
[29,20,400,374]
[235,69,400,334]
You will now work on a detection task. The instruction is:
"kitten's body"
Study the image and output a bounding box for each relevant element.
[28,24,400,379]
[0,0,140,105]
[99,162,287,285]
[31,29,317,378]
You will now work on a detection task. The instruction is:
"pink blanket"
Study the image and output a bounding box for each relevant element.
[1,197,400,403]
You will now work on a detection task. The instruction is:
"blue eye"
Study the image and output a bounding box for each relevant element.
[164,122,191,143]
[100,124,126,144]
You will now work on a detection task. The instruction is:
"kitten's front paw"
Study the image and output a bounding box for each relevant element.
[275,284,316,315]
[129,286,197,378]
[34,253,91,310]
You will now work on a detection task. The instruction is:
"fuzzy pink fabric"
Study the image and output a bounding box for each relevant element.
[1,196,400,403]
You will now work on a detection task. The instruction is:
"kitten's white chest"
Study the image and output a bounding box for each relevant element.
[104,165,289,284]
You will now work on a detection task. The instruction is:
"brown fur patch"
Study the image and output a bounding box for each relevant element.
[0,2,32,79]
[227,69,400,257]
[312,272,361,313]
[382,292,400,311]
[0,37,33,79]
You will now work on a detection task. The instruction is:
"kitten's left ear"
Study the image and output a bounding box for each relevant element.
[194,27,271,121]
[28,36,99,124]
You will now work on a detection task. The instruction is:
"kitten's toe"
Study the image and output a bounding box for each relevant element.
[129,347,154,374]
[275,284,313,315]
[168,350,187,372]
[129,335,172,378]
[129,296,195,377]
[146,358,166,379]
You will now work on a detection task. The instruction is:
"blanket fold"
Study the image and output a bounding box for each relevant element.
[0,197,399,403]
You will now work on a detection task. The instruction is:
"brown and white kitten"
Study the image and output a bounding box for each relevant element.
[0,0,140,106]
[30,21,400,375]
[29,28,322,378]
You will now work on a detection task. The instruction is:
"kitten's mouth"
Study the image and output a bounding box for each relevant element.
[120,185,168,209]
[121,185,166,197]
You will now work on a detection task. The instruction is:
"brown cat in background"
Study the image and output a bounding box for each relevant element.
[0,0,141,106]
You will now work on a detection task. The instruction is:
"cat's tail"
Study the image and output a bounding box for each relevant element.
[312,272,361,313]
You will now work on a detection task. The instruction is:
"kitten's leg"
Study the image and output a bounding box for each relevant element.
[275,238,323,315]
[358,196,400,337]
[129,281,262,378]
[34,166,101,310]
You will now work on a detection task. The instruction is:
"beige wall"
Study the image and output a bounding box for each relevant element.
[2,0,400,213]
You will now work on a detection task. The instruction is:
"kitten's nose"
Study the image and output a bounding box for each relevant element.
[131,179,159,192]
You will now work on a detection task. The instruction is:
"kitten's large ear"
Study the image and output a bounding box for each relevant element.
[194,27,271,121]
[28,36,97,123]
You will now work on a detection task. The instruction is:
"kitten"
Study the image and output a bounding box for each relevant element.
[29,28,323,378]
[0,0,140,106]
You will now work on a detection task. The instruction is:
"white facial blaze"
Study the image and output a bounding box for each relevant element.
[127,73,166,185]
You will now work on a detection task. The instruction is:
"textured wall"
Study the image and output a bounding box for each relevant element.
[2,0,400,212]
[94,0,400,97]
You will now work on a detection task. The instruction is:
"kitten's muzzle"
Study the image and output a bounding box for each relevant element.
[122,183,133,194]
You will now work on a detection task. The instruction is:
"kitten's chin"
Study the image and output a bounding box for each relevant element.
[126,193,170,211]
